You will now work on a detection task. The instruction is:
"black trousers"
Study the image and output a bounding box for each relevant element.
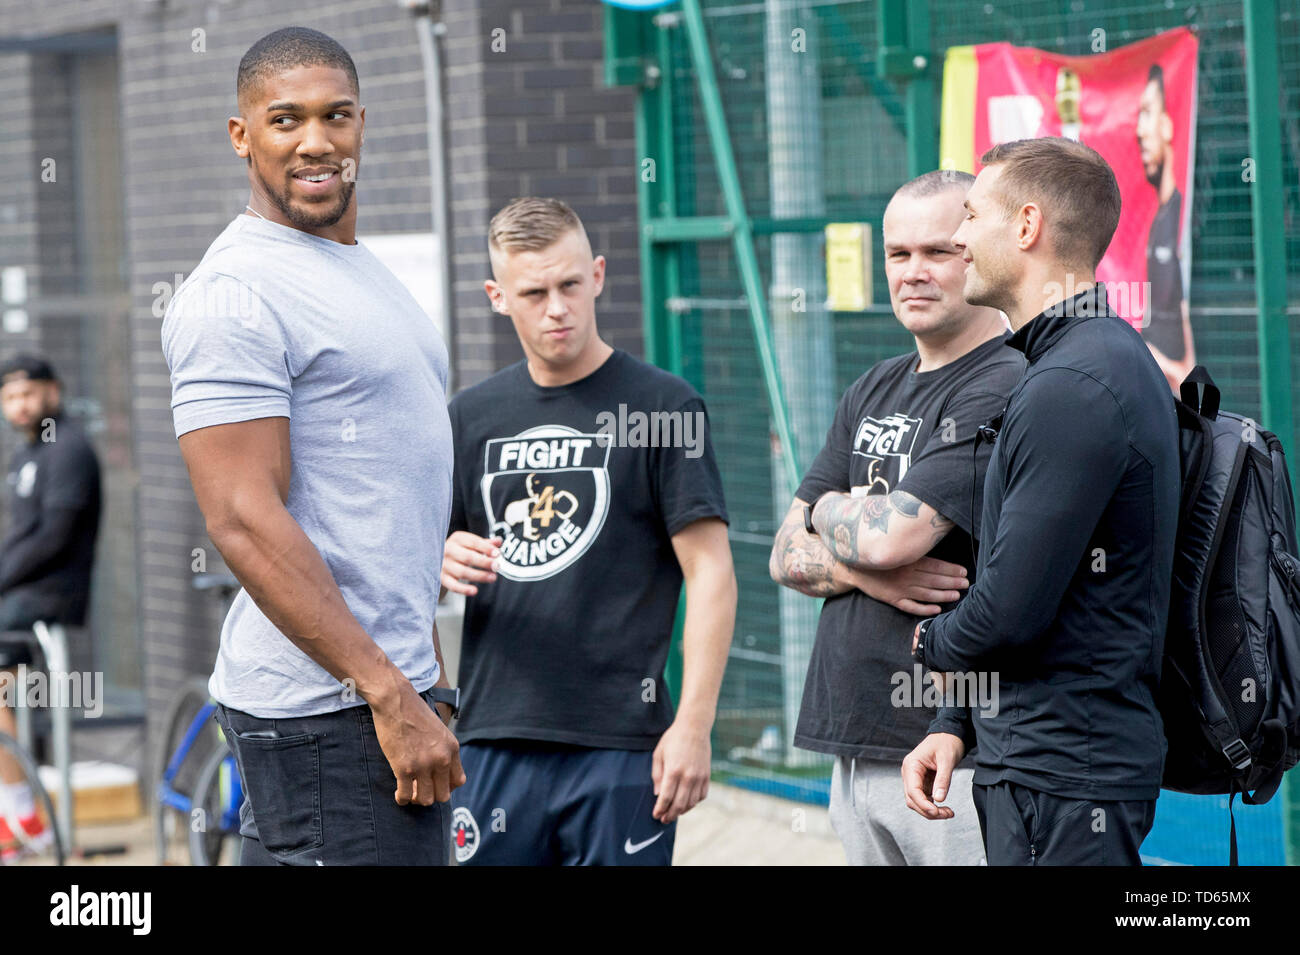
[972,780,1156,866]
[215,687,451,866]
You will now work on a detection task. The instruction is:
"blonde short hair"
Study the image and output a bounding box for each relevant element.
[488,197,587,258]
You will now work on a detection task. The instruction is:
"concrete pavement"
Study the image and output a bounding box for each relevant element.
[32,781,843,866]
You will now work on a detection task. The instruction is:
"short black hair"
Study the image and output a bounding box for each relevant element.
[237,27,359,113]
[0,354,57,384]
[1147,63,1166,108]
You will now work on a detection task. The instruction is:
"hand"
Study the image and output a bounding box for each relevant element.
[651,719,711,823]
[440,531,503,597]
[901,732,966,820]
[861,557,968,617]
[370,681,466,805]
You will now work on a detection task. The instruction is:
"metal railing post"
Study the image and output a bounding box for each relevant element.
[678,0,801,490]
[32,621,73,853]
[1243,0,1299,867]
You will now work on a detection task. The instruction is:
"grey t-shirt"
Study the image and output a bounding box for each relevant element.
[161,214,453,717]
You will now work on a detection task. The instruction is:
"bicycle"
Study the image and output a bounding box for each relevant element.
[152,573,243,866]
[0,731,65,866]
[0,628,68,866]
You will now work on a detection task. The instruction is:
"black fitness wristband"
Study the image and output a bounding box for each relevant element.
[804,492,830,536]
[913,618,935,667]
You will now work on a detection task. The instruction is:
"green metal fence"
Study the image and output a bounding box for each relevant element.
[607,0,1300,858]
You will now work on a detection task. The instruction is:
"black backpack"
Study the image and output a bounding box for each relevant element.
[1159,366,1300,862]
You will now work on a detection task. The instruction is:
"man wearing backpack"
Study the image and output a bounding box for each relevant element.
[901,138,1180,866]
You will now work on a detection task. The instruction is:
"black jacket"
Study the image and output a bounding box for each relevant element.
[927,283,1180,800]
[0,416,102,626]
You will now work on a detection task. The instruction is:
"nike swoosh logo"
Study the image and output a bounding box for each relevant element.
[623,831,665,855]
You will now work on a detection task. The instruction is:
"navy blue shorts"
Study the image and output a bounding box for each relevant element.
[450,740,675,866]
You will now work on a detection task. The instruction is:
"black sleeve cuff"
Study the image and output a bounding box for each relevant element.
[928,707,978,752]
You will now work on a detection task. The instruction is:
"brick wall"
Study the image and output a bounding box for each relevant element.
[443,0,643,387]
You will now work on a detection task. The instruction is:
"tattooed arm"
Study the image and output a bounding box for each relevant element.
[769,497,863,598]
[809,489,955,572]
[770,498,969,612]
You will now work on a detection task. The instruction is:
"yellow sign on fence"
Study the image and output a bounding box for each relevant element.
[825,223,872,312]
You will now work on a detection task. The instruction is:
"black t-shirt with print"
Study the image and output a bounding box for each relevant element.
[448,349,729,750]
[793,333,1024,761]
[1144,188,1185,360]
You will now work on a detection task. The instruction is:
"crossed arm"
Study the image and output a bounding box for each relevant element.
[769,494,967,616]
[809,489,954,571]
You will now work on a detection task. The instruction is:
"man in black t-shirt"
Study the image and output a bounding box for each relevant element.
[0,354,101,859]
[1135,62,1195,392]
[770,172,1023,865]
[440,198,735,865]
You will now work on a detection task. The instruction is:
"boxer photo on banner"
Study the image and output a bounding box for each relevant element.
[940,28,1199,392]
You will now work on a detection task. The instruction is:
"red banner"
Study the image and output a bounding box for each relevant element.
[941,29,1199,387]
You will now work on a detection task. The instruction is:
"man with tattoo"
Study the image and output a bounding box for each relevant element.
[769,170,1024,865]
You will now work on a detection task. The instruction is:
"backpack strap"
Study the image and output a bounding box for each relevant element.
[1193,691,1252,783]
[1180,365,1221,420]
[1175,400,1214,522]
[1242,720,1288,805]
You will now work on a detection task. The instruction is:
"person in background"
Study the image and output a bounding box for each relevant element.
[0,354,101,860]
[1135,62,1195,391]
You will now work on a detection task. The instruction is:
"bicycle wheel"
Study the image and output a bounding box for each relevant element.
[0,731,65,866]
[188,743,240,866]
[152,676,220,865]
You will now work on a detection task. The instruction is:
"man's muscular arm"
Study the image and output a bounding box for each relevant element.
[179,416,464,805]
[810,489,954,571]
[770,497,968,614]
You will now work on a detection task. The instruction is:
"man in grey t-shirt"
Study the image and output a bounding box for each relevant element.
[161,27,463,865]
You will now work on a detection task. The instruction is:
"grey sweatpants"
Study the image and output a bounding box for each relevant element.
[828,756,986,866]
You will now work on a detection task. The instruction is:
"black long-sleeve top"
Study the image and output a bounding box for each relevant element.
[926,283,1180,801]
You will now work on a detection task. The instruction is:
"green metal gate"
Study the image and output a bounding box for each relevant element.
[606,0,1300,862]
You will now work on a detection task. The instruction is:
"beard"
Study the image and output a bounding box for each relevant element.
[1145,154,1165,189]
[254,160,356,230]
